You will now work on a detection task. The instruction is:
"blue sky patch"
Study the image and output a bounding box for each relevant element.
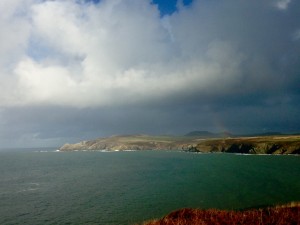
[83,0,193,16]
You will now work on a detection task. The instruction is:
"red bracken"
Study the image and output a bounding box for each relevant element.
[140,203,300,225]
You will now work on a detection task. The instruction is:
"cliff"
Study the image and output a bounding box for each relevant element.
[192,135,300,154]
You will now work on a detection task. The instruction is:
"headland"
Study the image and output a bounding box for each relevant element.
[60,132,300,154]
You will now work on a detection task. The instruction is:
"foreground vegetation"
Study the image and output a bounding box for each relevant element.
[140,202,300,225]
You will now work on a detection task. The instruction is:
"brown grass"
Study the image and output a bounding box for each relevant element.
[140,203,300,225]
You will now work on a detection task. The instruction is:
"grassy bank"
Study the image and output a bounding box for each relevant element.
[140,202,300,225]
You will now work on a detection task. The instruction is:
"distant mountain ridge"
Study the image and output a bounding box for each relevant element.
[185,131,233,138]
[185,130,286,138]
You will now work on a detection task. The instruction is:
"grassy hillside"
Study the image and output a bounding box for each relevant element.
[60,135,201,151]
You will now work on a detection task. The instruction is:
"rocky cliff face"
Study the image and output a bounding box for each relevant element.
[192,136,300,154]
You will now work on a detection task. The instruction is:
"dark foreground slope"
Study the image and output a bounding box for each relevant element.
[141,202,300,225]
[60,134,300,154]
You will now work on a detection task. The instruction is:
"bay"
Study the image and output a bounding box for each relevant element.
[0,150,299,225]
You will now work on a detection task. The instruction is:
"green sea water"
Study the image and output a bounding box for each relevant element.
[0,150,299,225]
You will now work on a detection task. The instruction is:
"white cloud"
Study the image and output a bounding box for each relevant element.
[0,0,239,107]
[0,0,297,108]
[0,0,32,105]
[275,0,291,10]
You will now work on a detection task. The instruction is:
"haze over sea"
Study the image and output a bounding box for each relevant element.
[0,150,300,225]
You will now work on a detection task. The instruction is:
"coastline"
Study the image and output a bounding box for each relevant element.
[59,134,300,155]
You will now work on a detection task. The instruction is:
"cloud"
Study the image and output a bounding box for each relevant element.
[9,0,178,106]
[0,1,219,106]
[275,0,291,10]
[0,0,300,146]
[0,0,294,108]
[0,0,31,104]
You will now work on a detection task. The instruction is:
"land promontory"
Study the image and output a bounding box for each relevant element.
[60,135,200,151]
[59,133,300,154]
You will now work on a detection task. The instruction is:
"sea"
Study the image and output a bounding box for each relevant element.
[0,149,300,225]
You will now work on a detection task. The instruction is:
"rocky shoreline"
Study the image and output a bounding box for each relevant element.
[192,136,300,154]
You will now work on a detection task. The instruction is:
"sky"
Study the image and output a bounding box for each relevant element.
[0,0,300,147]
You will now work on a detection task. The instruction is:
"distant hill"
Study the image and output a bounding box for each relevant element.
[244,132,283,136]
[185,131,233,138]
[185,131,288,138]
[60,135,200,151]
[185,131,214,137]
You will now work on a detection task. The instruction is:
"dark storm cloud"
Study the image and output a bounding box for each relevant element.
[0,0,299,147]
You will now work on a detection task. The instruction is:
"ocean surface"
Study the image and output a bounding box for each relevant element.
[0,150,300,225]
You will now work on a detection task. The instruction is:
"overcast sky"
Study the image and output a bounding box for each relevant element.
[0,0,299,147]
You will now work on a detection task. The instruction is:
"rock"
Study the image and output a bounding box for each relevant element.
[195,136,300,154]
